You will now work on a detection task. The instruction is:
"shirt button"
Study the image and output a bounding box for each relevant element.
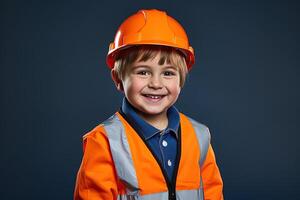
[170,192,175,199]
[168,160,172,166]
[162,140,168,147]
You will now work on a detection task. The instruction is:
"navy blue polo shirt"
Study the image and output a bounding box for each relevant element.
[121,98,180,181]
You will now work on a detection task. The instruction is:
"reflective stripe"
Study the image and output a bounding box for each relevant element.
[117,189,203,200]
[177,189,204,200]
[188,117,211,168]
[117,191,168,200]
[188,117,210,199]
[102,114,139,195]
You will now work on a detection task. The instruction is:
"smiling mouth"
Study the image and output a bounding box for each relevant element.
[142,94,166,100]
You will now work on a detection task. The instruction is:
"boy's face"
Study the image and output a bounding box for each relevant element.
[119,53,181,119]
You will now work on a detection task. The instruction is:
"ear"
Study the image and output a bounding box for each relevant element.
[111,69,124,92]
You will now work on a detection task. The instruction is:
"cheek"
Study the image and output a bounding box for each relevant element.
[173,86,181,96]
[123,77,144,95]
[168,79,181,94]
[166,84,181,97]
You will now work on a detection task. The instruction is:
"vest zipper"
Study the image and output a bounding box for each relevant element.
[119,110,182,200]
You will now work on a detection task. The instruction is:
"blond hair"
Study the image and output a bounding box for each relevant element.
[113,45,188,87]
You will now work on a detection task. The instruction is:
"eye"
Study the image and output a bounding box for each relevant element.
[164,71,176,76]
[137,71,150,76]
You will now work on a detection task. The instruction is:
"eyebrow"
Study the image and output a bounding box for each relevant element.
[132,64,177,70]
[163,66,177,70]
[131,65,151,69]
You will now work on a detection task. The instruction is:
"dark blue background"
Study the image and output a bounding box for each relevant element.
[1,0,299,199]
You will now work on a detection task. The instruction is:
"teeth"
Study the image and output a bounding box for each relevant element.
[145,95,161,99]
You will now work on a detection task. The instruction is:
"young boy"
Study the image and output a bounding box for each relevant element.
[74,9,223,200]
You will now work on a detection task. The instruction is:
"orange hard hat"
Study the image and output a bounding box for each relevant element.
[106,9,195,70]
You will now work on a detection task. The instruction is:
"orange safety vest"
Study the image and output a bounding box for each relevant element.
[74,112,223,200]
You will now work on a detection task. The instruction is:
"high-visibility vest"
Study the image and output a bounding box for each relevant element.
[74,112,223,200]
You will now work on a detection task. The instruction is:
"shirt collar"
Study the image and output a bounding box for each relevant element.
[121,98,180,140]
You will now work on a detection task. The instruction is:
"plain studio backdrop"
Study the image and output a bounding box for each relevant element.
[1,0,299,199]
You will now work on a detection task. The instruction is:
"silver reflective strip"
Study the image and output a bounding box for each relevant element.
[188,117,211,168]
[118,191,168,200]
[102,114,139,195]
[177,189,204,200]
[117,189,203,200]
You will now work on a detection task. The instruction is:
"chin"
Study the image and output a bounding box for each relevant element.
[141,108,166,116]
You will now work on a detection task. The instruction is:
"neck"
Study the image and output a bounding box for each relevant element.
[137,111,168,130]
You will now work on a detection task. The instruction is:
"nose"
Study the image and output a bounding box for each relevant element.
[148,75,163,89]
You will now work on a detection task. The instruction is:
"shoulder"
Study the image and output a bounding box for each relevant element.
[180,113,212,165]
[179,113,211,141]
[83,112,121,141]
